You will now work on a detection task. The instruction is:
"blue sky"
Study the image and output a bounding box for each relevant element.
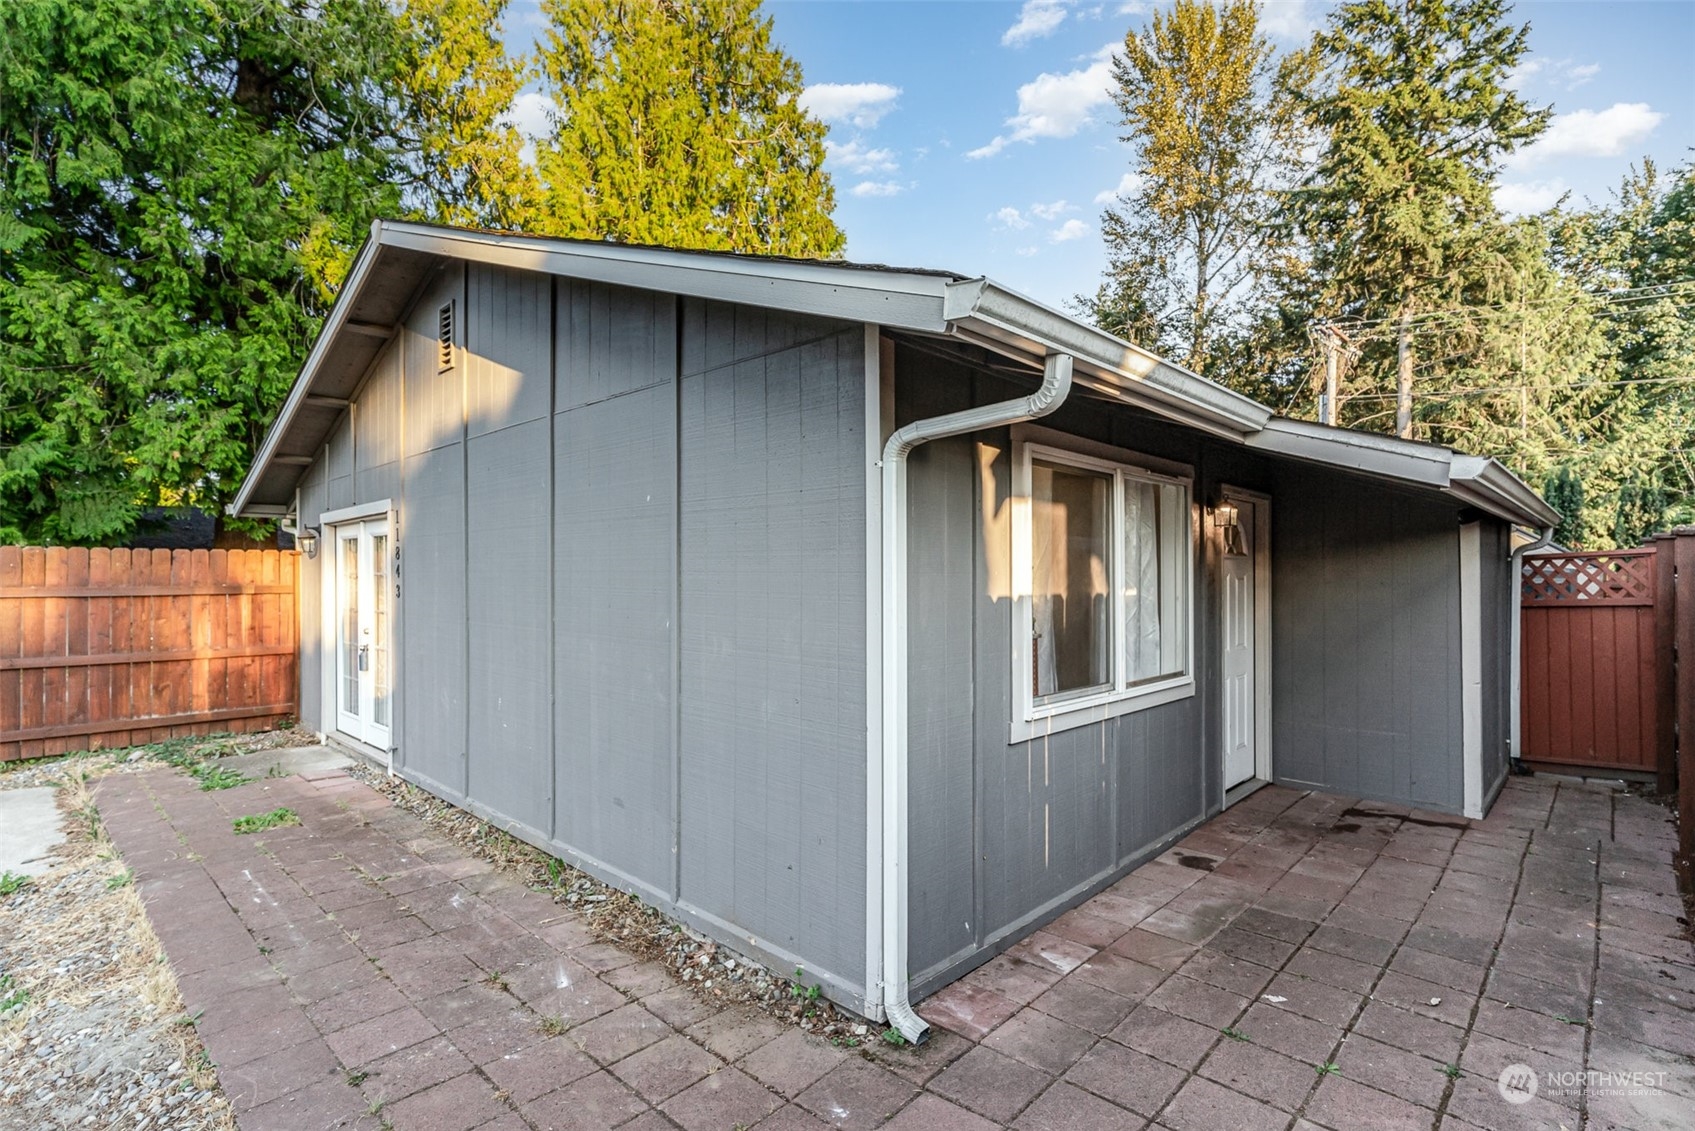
[509,0,1695,311]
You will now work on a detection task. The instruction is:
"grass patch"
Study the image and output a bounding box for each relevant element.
[192,763,252,791]
[105,869,134,891]
[0,972,30,1013]
[1317,1062,1339,1076]
[0,870,31,897]
[232,808,299,835]
[537,1015,566,1037]
[1222,1027,1249,1042]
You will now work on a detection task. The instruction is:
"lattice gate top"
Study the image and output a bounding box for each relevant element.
[1521,550,1656,606]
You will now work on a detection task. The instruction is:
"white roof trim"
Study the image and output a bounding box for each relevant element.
[230,227,387,519]
[232,220,1553,528]
[1249,419,1558,526]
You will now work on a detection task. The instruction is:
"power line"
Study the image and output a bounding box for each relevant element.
[1321,278,1695,338]
[1336,374,1695,401]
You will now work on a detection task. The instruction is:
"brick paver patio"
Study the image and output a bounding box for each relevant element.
[96,764,1693,1130]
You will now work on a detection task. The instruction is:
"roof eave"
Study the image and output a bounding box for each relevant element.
[229,221,386,518]
[1448,456,1562,527]
[941,279,1271,439]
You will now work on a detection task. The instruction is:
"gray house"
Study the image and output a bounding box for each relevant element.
[232,221,1558,1041]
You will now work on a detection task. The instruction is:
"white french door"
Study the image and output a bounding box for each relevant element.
[333,518,392,749]
[1221,500,1257,788]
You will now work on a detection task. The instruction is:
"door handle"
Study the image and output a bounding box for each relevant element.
[358,644,370,672]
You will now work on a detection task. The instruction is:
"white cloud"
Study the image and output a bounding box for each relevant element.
[1496,179,1569,216]
[504,90,556,141]
[1051,219,1091,242]
[800,82,902,129]
[968,49,1116,159]
[1031,199,1073,220]
[1093,172,1142,204]
[500,90,556,165]
[826,140,899,175]
[1003,0,1069,46]
[851,180,905,198]
[993,206,1032,230]
[1017,245,1041,257]
[1258,1,1320,42]
[1512,102,1664,165]
[1506,57,1602,93]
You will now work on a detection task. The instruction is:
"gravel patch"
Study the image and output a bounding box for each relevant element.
[0,728,318,1131]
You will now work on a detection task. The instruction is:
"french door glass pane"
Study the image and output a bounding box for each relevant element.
[1031,460,1111,696]
[371,532,390,727]
[341,536,360,713]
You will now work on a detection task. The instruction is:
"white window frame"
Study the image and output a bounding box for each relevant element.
[1010,428,1196,742]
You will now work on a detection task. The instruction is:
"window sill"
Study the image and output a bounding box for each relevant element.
[1009,678,1196,743]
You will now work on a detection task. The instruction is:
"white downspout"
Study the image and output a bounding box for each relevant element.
[878,350,1074,1043]
[1507,523,1556,771]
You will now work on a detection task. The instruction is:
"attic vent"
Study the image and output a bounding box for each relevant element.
[437,301,455,371]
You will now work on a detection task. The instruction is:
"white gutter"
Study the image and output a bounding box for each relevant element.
[877,350,1074,1044]
[1507,522,1557,769]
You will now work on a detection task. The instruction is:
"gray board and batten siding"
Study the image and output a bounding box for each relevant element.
[893,336,1505,994]
[1268,466,1488,817]
[293,261,1512,1014]
[295,262,876,1010]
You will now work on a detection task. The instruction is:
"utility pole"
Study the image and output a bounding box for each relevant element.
[1311,322,1353,427]
[1396,310,1415,439]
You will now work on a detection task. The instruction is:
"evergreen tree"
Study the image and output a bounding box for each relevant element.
[1082,0,1310,376]
[1544,466,1586,548]
[532,0,843,257]
[1286,0,1549,438]
[1612,478,1666,548]
[393,0,539,230]
[0,0,406,543]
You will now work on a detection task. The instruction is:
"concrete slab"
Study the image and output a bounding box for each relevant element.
[0,786,65,877]
[220,744,351,781]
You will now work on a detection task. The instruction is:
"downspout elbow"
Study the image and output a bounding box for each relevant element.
[878,352,1073,1045]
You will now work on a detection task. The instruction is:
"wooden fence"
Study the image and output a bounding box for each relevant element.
[1519,530,1695,890]
[1520,547,1666,780]
[0,547,298,761]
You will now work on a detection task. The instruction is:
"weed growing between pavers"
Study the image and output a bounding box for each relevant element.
[191,763,252,791]
[231,807,299,835]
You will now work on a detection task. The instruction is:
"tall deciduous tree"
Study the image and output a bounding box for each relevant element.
[1287,0,1548,438]
[1082,0,1309,375]
[533,0,843,257]
[0,0,405,543]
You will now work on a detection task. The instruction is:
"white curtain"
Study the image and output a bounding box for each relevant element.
[1123,481,1163,682]
[1032,478,1059,696]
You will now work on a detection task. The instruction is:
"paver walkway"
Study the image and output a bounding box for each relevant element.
[96,765,1693,1131]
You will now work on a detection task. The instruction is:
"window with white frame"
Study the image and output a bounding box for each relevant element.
[1013,436,1193,736]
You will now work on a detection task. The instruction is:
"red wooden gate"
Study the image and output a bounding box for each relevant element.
[1520,548,1667,776]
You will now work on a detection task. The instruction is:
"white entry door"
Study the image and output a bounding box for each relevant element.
[1221,500,1257,788]
[333,518,392,749]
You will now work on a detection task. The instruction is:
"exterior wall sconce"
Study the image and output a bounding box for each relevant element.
[1212,500,1246,556]
[298,526,320,559]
